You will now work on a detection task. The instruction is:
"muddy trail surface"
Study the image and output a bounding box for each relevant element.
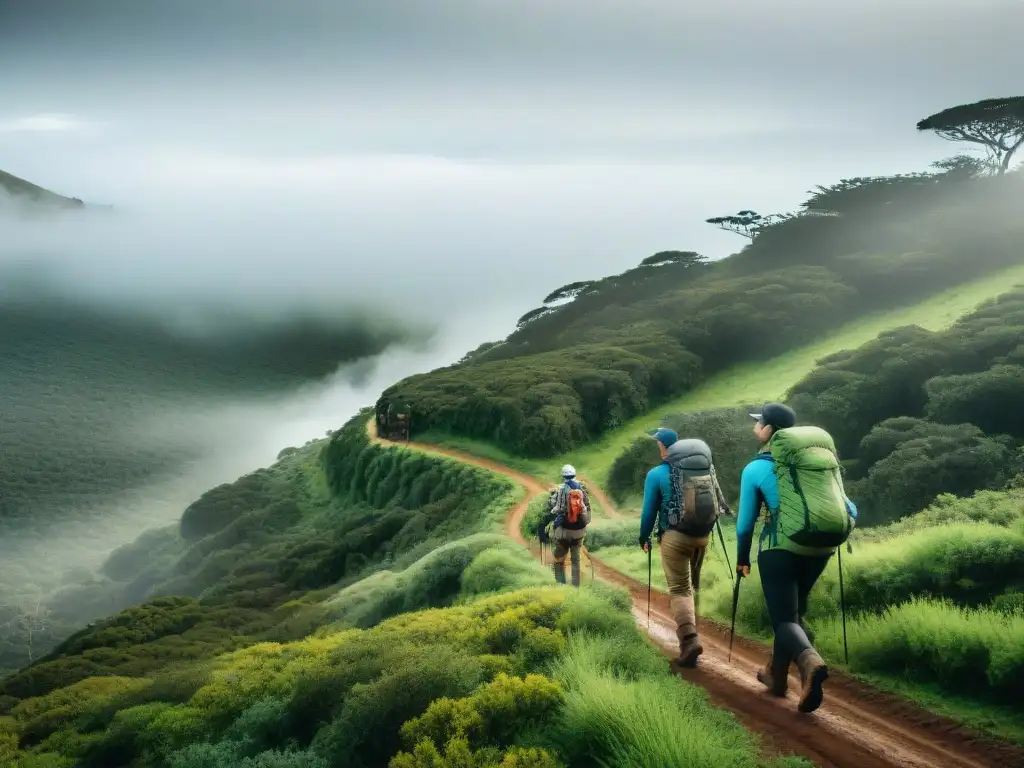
[368,422,1022,768]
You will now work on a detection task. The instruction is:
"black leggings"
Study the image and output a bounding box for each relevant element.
[758,548,832,663]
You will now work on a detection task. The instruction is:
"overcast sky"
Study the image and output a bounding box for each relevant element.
[1,0,1021,337]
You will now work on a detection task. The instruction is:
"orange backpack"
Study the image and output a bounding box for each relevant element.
[566,487,586,524]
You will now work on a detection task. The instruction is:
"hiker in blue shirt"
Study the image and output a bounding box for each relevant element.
[736,402,858,714]
[640,428,730,667]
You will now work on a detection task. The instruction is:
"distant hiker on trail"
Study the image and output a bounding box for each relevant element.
[736,403,858,714]
[537,464,591,587]
[639,428,731,667]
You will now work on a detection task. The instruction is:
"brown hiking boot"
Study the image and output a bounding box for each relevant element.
[756,653,789,697]
[677,628,703,668]
[795,649,828,713]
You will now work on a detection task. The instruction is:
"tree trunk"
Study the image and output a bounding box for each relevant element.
[1000,141,1023,175]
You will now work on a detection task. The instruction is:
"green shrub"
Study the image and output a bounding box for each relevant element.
[581,520,639,552]
[841,524,1024,610]
[310,646,489,767]
[816,598,1024,703]
[460,546,552,598]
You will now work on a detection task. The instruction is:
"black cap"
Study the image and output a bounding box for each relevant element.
[749,403,797,430]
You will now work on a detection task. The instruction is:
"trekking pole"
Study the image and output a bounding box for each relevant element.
[715,518,735,585]
[728,576,741,662]
[646,545,652,630]
[838,545,849,665]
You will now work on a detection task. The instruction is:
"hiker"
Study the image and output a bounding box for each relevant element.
[736,403,857,713]
[639,428,731,667]
[537,464,591,587]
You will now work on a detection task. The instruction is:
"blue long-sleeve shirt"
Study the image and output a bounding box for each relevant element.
[639,463,671,542]
[736,452,858,566]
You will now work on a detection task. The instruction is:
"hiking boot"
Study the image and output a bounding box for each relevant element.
[676,628,703,668]
[794,649,828,713]
[756,653,789,697]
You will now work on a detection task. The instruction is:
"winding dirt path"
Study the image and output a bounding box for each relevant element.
[368,421,1023,768]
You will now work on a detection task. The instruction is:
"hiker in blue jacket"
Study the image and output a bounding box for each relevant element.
[538,464,591,587]
[640,428,730,667]
[736,402,858,713]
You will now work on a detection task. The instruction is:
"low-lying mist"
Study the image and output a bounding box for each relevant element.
[0,171,545,671]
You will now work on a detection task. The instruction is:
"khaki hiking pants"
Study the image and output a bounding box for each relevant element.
[659,530,709,638]
[552,527,585,587]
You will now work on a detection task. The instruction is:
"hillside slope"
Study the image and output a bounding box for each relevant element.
[0,170,84,209]
[419,261,1024,487]
[0,420,814,768]
[382,169,1024,457]
[368,426,1024,765]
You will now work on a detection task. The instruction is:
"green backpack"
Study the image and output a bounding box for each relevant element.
[764,426,855,549]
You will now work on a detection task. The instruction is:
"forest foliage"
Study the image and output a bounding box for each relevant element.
[382,165,1024,457]
[0,542,801,767]
[0,415,515,681]
[606,287,1024,526]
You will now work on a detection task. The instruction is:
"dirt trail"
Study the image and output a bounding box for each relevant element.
[368,421,1023,768]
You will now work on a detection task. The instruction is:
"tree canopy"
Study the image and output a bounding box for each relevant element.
[639,250,706,268]
[917,97,1024,174]
[542,281,595,305]
[705,210,792,239]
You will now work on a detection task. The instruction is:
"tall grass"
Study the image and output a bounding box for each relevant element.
[815,599,1024,704]
[547,620,806,768]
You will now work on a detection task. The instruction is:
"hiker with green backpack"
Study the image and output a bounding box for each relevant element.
[639,428,732,667]
[735,403,857,714]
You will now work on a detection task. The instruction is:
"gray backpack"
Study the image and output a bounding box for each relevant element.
[664,438,721,537]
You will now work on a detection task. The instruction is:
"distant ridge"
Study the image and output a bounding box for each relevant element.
[0,169,86,209]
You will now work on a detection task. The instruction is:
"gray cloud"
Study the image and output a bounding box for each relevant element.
[3,0,1020,165]
[1,0,1015,356]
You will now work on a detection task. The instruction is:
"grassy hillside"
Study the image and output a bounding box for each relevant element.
[382,168,1024,458]
[604,282,1024,507]
[0,415,809,768]
[569,286,1024,742]
[0,567,805,767]
[580,486,1024,743]
[0,414,514,679]
[0,301,418,680]
[416,262,1024,488]
[0,170,84,209]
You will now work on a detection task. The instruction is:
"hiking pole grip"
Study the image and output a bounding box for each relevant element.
[838,546,849,665]
[728,577,741,662]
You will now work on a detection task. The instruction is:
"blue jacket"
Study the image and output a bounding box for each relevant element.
[639,462,672,542]
[736,451,858,566]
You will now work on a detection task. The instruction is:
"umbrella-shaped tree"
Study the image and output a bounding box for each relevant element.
[916,97,1024,175]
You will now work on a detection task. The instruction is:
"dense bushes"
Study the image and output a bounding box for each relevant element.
[381,172,1024,457]
[787,288,1024,523]
[846,425,1021,524]
[1,554,798,768]
[1,417,517,699]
